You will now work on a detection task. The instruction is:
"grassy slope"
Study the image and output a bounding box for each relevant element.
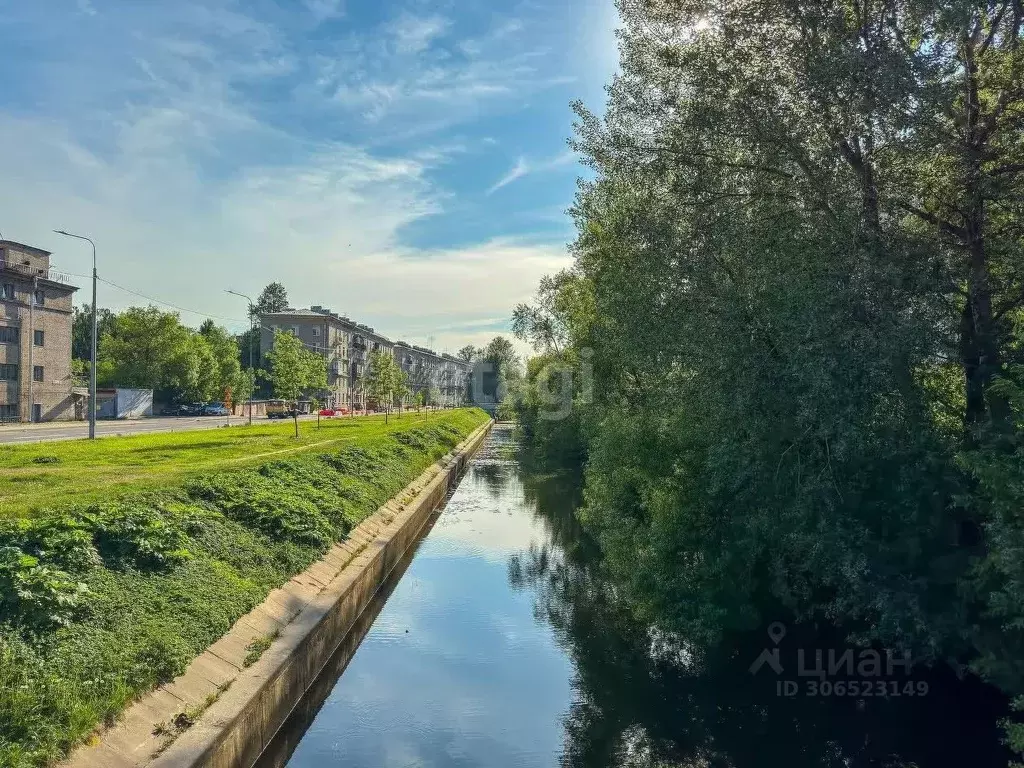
[0,412,473,518]
[0,409,489,768]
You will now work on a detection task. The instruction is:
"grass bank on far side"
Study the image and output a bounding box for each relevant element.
[0,408,489,768]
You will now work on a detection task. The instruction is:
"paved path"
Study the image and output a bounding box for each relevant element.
[0,415,282,444]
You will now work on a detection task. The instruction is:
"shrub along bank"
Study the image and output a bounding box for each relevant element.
[0,409,488,768]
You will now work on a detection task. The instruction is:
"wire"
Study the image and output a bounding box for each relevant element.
[53,267,247,324]
[97,276,248,324]
[56,268,468,370]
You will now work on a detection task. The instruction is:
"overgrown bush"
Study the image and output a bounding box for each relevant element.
[86,503,193,570]
[0,548,90,629]
[0,517,99,573]
[197,479,333,549]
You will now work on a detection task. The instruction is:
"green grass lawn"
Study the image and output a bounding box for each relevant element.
[0,408,489,768]
[0,410,468,518]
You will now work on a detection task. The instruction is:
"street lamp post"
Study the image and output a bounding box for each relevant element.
[226,290,256,426]
[53,230,97,439]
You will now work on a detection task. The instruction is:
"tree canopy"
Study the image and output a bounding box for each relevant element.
[252,282,289,320]
[365,349,406,423]
[94,306,243,405]
[512,0,1024,742]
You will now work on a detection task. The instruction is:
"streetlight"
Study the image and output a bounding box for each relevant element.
[53,230,97,439]
[226,289,256,426]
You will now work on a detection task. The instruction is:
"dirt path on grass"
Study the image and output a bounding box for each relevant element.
[223,437,355,464]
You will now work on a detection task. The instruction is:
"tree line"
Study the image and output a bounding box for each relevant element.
[513,0,1024,752]
[71,282,290,407]
[72,306,251,407]
[70,280,525,421]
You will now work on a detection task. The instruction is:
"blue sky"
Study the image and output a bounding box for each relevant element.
[0,0,618,353]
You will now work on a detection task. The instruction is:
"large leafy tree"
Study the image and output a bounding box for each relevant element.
[97,308,242,404]
[72,306,116,364]
[98,307,194,398]
[514,0,1024,721]
[199,320,243,404]
[471,336,522,404]
[456,344,479,363]
[366,349,403,423]
[252,282,289,320]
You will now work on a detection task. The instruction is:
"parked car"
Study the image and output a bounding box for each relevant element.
[162,404,202,417]
[202,403,230,416]
[266,400,296,419]
[318,408,336,417]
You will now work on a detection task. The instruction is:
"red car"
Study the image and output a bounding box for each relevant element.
[318,408,336,417]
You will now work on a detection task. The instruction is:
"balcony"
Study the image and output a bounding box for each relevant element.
[0,259,72,285]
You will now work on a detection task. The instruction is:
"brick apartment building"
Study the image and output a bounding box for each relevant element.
[0,240,81,422]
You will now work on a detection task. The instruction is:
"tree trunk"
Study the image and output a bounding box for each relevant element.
[293,404,299,438]
[960,34,1012,439]
[962,231,1011,437]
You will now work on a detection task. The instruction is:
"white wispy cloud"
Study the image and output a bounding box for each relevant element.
[387,12,451,54]
[0,0,582,352]
[486,150,577,195]
[1,108,569,347]
[487,157,529,194]
[304,0,345,23]
[306,9,574,134]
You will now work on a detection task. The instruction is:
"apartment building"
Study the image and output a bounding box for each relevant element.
[261,307,472,410]
[259,307,352,409]
[0,240,80,422]
[348,322,393,408]
[393,343,470,405]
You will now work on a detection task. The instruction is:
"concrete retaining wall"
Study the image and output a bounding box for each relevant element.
[150,419,493,768]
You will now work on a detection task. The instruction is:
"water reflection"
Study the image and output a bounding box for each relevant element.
[278,425,574,768]
[269,425,1012,768]
[513,457,1014,768]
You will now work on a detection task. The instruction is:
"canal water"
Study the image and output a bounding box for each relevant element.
[260,424,1014,768]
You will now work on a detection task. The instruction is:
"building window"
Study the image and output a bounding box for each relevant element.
[1,284,14,301]
[0,327,17,344]
[0,403,17,420]
[33,330,44,347]
[33,290,44,306]
[33,366,43,383]
[0,364,17,380]
[312,326,321,337]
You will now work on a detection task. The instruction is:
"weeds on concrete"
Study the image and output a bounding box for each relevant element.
[243,631,280,668]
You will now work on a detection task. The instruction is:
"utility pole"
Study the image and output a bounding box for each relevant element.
[53,230,97,439]
[226,290,256,426]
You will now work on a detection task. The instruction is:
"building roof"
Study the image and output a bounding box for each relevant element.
[0,240,52,257]
[262,308,335,318]
[261,306,473,368]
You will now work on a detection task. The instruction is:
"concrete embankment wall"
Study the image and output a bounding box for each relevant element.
[65,419,493,768]
[160,419,492,768]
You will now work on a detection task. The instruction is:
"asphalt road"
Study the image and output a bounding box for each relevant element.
[0,415,284,444]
